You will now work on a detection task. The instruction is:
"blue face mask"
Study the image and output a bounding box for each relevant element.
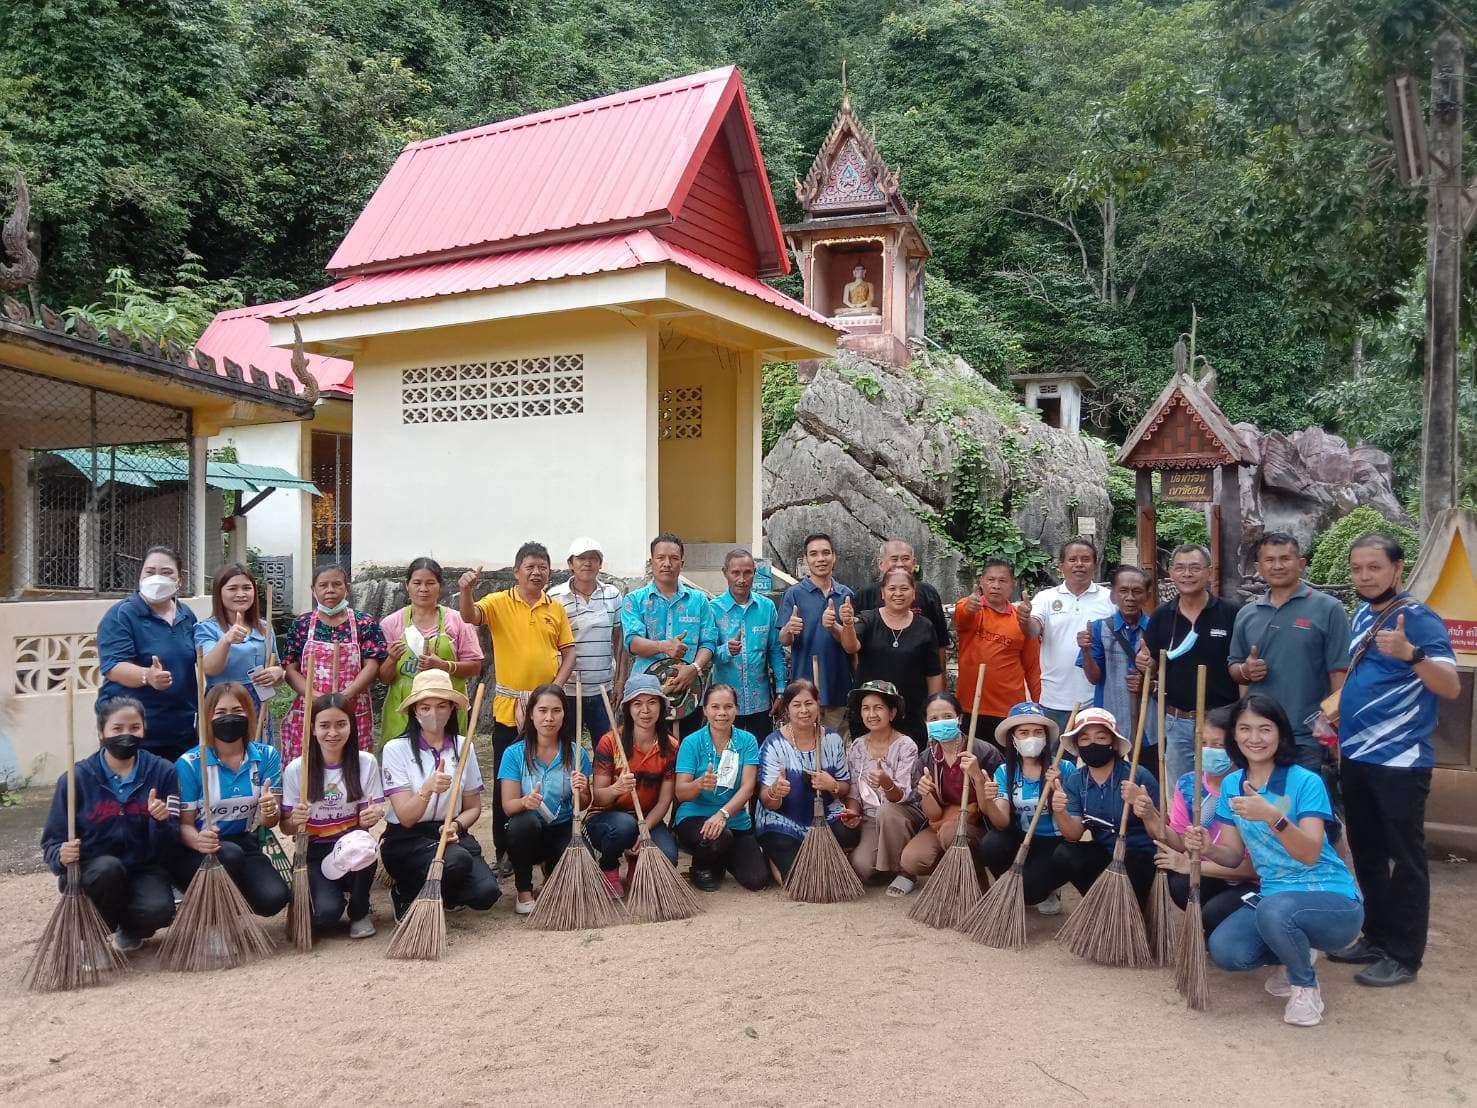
[1202,748,1232,776]
[317,598,350,617]
[926,718,961,743]
[1167,627,1199,660]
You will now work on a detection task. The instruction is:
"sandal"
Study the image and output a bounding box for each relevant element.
[886,875,915,897]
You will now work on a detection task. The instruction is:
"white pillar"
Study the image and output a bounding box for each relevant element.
[228,514,248,567]
[189,434,208,596]
[10,450,33,592]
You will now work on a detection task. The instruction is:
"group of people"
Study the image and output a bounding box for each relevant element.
[45,527,1457,1027]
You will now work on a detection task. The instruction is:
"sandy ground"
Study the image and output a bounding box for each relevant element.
[1,816,1474,1107]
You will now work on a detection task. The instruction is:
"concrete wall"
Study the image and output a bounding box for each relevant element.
[659,343,738,544]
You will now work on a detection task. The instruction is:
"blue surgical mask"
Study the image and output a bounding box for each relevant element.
[1166,627,1199,660]
[926,718,961,743]
[1202,748,1232,776]
[317,598,350,616]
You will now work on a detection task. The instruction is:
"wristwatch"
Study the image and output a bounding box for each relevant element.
[1272,814,1289,833]
[1409,646,1426,665]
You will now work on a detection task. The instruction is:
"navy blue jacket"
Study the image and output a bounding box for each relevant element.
[41,750,180,874]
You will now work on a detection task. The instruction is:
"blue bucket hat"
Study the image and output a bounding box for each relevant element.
[620,673,671,707]
[994,701,1060,747]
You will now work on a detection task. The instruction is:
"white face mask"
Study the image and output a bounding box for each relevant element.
[1013,736,1047,758]
[139,574,178,602]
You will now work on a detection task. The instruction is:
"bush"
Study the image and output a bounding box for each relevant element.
[761,361,805,455]
[1308,507,1421,585]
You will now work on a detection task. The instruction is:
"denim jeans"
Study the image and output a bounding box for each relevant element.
[578,693,612,744]
[1162,713,1197,790]
[1208,891,1364,988]
[584,809,678,869]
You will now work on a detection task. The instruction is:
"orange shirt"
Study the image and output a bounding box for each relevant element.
[955,600,1041,717]
[591,732,676,814]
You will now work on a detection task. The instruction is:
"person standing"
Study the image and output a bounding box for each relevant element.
[621,532,718,736]
[196,563,284,747]
[459,542,576,872]
[1228,533,1350,770]
[835,567,944,750]
[96,546,199,762]
[710,549,786,740]
[378,558,482,741]
[1326,534,1459,988]
[955,559,1041,744]
[1079,565,1154,750]
[853,540,952,676]
[549,537,625,741]
[1138,543,1240,786]
[1026,539,1114,734]
[778,533,855,732]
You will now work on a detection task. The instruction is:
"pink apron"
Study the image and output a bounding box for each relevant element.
[280,609,374,761]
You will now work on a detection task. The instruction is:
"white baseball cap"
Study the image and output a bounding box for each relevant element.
[321,829,379,880]
[566,537,605,560]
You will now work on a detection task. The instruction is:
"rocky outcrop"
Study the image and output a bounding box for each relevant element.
[762,353,1112,597]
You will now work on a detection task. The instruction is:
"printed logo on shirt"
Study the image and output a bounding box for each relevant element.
[1294,618,1313,629]
[1052,599,1064,612]
[1209,628,1228,637]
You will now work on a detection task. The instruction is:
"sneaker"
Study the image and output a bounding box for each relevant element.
[1036,891,1062,916]
[1327,937,1383,964]
[514,895,536,915]
[690,868,720,892]
[1283,985,1325,1027]
[1355,956,1418,988]
[111,927,143,953]
[1266,951,1317,997]
[602,868,625,898]
[348,917,376,940]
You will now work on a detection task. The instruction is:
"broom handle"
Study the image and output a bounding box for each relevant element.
[431,682,485,864]
[1112,667,1154,842]
[1015,702,1081,854]
[297,654,317,800]
[573,672,583,822]
[1156,652,1168,812]
[955,664,985,836]
[598,685,649,827]
[811,657,825,818]
[1190,665,1206,888]
[196,646,212,831]
[66,676,76,841]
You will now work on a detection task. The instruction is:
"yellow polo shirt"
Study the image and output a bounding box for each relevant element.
[475,588,575,726]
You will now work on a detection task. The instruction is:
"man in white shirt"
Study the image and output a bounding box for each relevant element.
[549,537,624,742]
[1027,538,1115,733]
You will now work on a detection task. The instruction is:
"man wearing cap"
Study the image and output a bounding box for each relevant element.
[1051,706,1159,908]
[621,532,718,736]
[550,537,625,742]
[711,548,786,741]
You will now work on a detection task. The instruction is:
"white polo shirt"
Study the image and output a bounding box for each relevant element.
[1030,581,1115,711]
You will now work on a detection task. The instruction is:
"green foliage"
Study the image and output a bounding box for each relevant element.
[1308,507,1421,586]
[761,361,804,455]
[922,273,1022,385]
[66,254,243,343]
[845,370,883,401]
[927,427,1051,587]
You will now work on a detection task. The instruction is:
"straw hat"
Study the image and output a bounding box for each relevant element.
[1058,706,1130,758]
[994,701,1061,746]
[399,668,469,711]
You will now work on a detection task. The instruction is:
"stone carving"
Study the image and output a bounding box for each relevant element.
[0,172,40,291]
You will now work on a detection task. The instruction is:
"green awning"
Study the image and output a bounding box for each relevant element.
[47,449,321,495]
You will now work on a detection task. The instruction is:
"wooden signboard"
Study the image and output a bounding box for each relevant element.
[1160,468,1213,503]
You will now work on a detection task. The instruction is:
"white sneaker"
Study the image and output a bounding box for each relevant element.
[1266,950,1318,998]
[514,896,536,915]
[1036,891,1062,916]
[348,917,376,940]
[1283,985,1325,1027]
[111,927,143,953]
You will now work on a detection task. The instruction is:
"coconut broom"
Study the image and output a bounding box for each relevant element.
[785,657,863,903]
[161,648,276,972]
[598,685,700,923]
[1057,672,1154,967]
[24,676,128,992]
[1174,665,1210,1009]
[285,655,318,951]
[1145,652,1177,965]
[907,665,986,929]
[529,675,627,931]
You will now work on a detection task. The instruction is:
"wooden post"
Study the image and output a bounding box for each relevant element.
[1136,468,1156,599]
[1208,505,1221,597]
[1216,461,1242,597]
[1421,30,1464,537]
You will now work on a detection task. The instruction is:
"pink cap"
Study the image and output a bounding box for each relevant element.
[321,829,379,880]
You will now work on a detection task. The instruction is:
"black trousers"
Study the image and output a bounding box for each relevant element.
[675,816,771,890]
[490,722,520,859]
[757,823,862,882]
[379,822,501,915]
[307,839,374,929]
[1053,839,1157,909]
[736,711,774,742]
[68,856,176,939]
[1341,758,1431,970]
[978,829,1071,906]
[169,832,290,917]
[1167,871,1249,936]
[675,707,705,742]
[505,810,574,893]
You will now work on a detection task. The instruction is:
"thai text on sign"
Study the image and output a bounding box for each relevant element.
[1160,468,1213,503]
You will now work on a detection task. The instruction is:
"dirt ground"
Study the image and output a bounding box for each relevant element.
[0,805,1474,1107]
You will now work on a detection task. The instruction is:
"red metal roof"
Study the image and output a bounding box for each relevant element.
[277,230,830,327]
[196,302,354,396]
[326,66,789,279]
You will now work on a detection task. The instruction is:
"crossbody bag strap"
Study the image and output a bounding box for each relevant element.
[1348,597,1418,675]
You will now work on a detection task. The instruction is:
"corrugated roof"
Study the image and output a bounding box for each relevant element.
[326,66,787,278]
[196,302,354,396]
[48,449,322,494]
[277,231,830,326]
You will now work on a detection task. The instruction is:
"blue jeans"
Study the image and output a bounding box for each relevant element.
[1208,891,1364,988]
[1042,707,1073,735]
[1162,713,1196,790]
[577,693,612,743]
[584,809,678,870]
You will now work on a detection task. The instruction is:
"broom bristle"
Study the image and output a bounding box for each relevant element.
[374,861,392,889]
[160,855,275,972]
[286,848,313,952]
[906,839,981,929]
[385,859,447,960]
[1173,891,1209,1009]
[1145,869,1177,966]
[627,835,701,923]
[960,863,1027,949]
[785,818,863,903]
[24,871,127,992]
[1057,860,1153,967]
[528,827,628,931]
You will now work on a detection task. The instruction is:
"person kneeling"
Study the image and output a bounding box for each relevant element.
[281,693,385,938]
[42,697,179,951]
[674,685,769,892]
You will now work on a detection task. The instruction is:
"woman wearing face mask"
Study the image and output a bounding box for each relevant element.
[196,564,283,744]
[835,567,944,751]
[97,546,199,762]
[674,684,769,892]
[169,683,290,917]
[1186,696,1362,1028]
[896,692,1003,892]
[1129,705,1258,935]
[379,670,500,919]
[41,698,179,952]
[281,562,387,761]
[378,557,482,742]
[497,685,592,914]
[1050,706,1159,909]
[281,693,386,938]
[841,681,924,893]
[976,702,1076,916]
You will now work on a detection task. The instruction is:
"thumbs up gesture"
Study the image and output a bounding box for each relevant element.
[1228,778,1280,824]
[147,787,169,822]
[144,655,172,690]
[1242,644,1268,682]
[225,609,251,645]
[769,769,790,800]
[965,584,984,612]
[458,564,483,592]
[699,762,719,792]
[783,605,804,637]
[839,596,855,627]
[822,597,838,629]
[1014,594,1033,633]
[726,624,744,656]
[1375,613,1416,662]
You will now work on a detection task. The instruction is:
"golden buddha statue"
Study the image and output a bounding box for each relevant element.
[835,264,876,316]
